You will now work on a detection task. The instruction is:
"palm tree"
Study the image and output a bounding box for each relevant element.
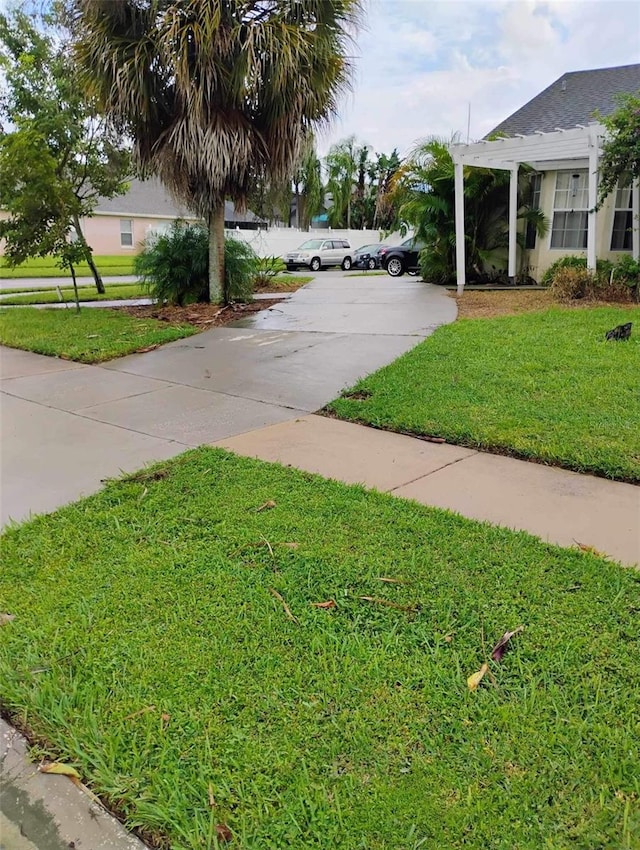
[396,138,548,284]
[326,136,360,229]
[72,0,362,302]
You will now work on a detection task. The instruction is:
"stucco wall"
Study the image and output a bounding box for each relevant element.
[525,171,632,280]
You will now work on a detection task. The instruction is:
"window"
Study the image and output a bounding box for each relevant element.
[525,173,542,249]
[120,219,133,247]
[550,170,588,249]
[610,181,632,251]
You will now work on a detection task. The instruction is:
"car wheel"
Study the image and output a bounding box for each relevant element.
[341,257,352,271]
[310,257,321,272]
[387,257,404,277]
[367,258,376,270]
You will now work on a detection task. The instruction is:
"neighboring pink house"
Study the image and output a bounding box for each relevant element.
[1,178,266,259]
[79,179,266,256]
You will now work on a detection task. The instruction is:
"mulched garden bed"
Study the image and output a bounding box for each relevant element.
[114,298,283,328]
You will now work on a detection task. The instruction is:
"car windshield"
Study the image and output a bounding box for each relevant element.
[401,238,425,250]
[356,244,376,253]
[297,240,324,250]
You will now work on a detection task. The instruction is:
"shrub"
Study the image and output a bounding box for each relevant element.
[254,255,285,288]
[541,255,614,288]
[612,255,640,301]
[135,223,258,305]
[549,266,594,301]
[135,220,208,306]
[224,237,258,302]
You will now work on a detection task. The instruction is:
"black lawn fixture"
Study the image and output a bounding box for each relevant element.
[605,322,632,341]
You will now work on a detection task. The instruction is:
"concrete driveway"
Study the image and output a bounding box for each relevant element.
[0,272,456,526]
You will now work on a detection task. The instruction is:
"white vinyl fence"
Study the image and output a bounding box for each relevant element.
[223,227,406,258]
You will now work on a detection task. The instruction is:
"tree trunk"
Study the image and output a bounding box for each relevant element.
[72,214,105,294]
[69,262,80,314]
[208,203,225,304]
[347,197,351,231]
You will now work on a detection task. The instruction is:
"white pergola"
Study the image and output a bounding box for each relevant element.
[450,123,640,293]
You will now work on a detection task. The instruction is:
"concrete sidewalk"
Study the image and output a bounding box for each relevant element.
[216,415,640,566]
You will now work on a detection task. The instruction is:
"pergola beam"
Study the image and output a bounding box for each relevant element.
[454,160,465,294]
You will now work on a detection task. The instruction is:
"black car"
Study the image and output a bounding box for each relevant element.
[352,243,388,270]
[379,237,425,277]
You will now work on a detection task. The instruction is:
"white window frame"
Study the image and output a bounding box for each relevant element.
[549,170,589,251]
[120,218,134,248]
[610,180,633,252]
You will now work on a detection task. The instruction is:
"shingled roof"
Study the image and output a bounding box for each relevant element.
[489,63,640,137]
[95,178,266,225]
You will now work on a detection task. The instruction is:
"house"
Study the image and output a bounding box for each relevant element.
[450,63,640,290]
[77,178,267,256]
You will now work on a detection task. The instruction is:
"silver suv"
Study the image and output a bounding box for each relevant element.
[284,238,353,272]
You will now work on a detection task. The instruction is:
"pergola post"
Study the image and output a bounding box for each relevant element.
[632,179,640,262]
[508,166,519,282]
[587,132,598,272]
[454,160,465,294]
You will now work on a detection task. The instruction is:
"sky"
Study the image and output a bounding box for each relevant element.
[318,0,640,157]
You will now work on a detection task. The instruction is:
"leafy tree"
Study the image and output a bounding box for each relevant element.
[373,149,402,231]
[0,6,130,293]
[73,0,362,304]
[294,139,324,230]
[395,138,548,284]
[596,92,640,209]
[326,136,360,229]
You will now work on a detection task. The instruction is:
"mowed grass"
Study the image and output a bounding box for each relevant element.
[328,306,640,482]
[0,255,136,279]
[0,307,196,363]
[1,450,639,849]
[0,283,146,305]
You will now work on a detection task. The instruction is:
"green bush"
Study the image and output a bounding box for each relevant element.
[135,220,208,306]
[135,221,257,305]
[224,237,258,302]
[254,255,286,288]
[612,255,640,300]
[541,255,614,287]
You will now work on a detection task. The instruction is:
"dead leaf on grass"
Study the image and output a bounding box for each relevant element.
[122,467,170,484]
[208,784,216,808]
[376,577,408,585]
[491,626,524,662]
[467,663,489,691]
[124,705,156,721]
[269,588,298,624]
[281,542,300,550]
[135,344,160,354]
[311,600,337,609]
[39,762,81,778]
[255,500,276,512]
[358,596,418,612]
[215,824,233,843]
[574,540,607,557]
[0,613,15,626]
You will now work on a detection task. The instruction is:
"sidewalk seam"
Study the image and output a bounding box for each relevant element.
[386,450,478,492]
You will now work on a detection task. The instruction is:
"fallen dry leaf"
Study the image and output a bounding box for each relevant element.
[255,500,276,512]
[376,577,408,585]
[161,713,171,723]
[491,626,524,662]
[0,613,15,626]
[281,542,300,550]
[269,588,298,624]
[135,344,160,354]
[311,600,337,609]
[124,705,156,721]
[574,541,607,557]
[215,824,233,843]
[358,596,418,612]
[467,663,489,691]
[208,784,216,808]
[39,762,81,778]
[444,634,453,643]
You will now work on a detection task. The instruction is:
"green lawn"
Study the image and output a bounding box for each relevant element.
[0,307,196,363]
[327,306,640,482]
[1,450,638,849]
[257,274,314,291]
[0,255,136,279]
[0,283,146,305]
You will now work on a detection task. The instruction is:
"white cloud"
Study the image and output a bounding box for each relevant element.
[320,0,640,157]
